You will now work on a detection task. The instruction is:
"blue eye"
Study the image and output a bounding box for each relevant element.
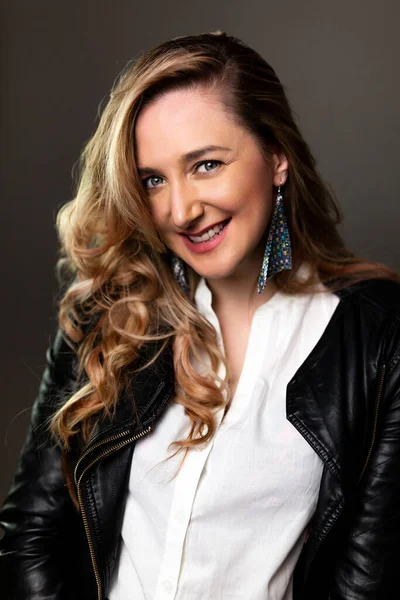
[143,175,163,190]
[196,159,222,173]
[142,159,223,190]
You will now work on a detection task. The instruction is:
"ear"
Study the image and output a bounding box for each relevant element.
[272,152,289,187]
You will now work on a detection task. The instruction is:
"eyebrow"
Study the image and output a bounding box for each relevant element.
[137,145,233,175]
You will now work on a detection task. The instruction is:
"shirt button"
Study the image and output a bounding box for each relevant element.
[162,580,173,593]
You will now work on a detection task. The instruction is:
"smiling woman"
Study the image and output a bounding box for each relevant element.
[1,30,400,600]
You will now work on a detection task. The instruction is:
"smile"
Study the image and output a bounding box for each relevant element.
[181,218,231,254]
[187,219,229,243]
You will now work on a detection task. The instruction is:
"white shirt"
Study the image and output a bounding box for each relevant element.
[109,274,339,600]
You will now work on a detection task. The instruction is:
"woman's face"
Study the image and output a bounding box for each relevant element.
[134,87,288,283]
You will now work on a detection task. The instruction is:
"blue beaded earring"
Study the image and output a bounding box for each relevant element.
[257,184,292,294]
[170,253,190,295]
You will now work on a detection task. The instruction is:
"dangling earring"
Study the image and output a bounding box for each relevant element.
[170,253,190,295]
[257,184,292,294]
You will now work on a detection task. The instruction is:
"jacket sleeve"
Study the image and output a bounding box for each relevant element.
[328,345,400,599]
[0,328,86,600]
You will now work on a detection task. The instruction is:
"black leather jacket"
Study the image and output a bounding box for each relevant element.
[1,278,400,600]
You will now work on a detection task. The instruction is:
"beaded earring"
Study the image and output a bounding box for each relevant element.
[257,184,292,294]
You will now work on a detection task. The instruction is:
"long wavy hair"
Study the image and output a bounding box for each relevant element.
[50,30,398,462]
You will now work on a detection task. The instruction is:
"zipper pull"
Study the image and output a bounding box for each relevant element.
[304,526,312,543]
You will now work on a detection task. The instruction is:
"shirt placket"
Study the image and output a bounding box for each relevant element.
[153,411,223,600]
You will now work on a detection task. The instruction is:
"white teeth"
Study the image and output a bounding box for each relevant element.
[188,220,228,243]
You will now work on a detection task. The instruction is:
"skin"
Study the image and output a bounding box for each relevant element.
[135,87,288,390]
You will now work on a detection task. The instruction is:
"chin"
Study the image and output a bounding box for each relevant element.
[190,264,238,281]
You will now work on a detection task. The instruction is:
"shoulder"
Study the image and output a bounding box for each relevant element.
[333,278,400,374]
[33,329,79,425]
[334,278,400,322]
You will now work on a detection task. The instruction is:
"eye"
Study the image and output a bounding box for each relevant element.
[141,159,223,190]
[196,159,223,174]
[142,175,164,190]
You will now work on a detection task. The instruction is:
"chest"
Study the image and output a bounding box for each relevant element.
[128,293,340,521]
[217,311,251,396]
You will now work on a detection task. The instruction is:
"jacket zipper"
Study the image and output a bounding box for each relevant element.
[74,425,153,600]
[357,363,386,484]
[81,381,167,453]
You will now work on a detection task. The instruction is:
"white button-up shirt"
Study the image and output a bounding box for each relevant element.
[109,276,339,600]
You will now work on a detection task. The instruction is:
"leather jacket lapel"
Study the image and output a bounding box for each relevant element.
[81,336,176,452]
[287,297,346,580]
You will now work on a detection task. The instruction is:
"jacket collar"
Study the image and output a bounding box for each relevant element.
[286,292,345,480]
[82,335,175,452]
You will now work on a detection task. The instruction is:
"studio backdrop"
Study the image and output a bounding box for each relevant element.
[1,0,399,505]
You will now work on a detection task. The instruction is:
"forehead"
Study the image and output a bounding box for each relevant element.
[134,88,247,164]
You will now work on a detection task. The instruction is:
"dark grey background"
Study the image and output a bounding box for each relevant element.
[1,0,399,505]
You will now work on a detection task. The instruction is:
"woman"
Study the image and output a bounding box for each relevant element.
[1,30,400,600]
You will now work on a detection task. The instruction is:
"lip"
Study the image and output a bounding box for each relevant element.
[179,218,230,237]
[181,218,231,254]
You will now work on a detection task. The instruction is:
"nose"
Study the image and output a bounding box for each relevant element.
[169,182,204,230]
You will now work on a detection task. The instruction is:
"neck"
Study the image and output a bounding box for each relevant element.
[205,257,279,321]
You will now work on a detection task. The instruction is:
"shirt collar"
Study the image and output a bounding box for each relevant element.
[194,277,214,318]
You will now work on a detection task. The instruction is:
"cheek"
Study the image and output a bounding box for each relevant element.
[237,186,273,225]
[231,163,273,212]
[149,202,166,233]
